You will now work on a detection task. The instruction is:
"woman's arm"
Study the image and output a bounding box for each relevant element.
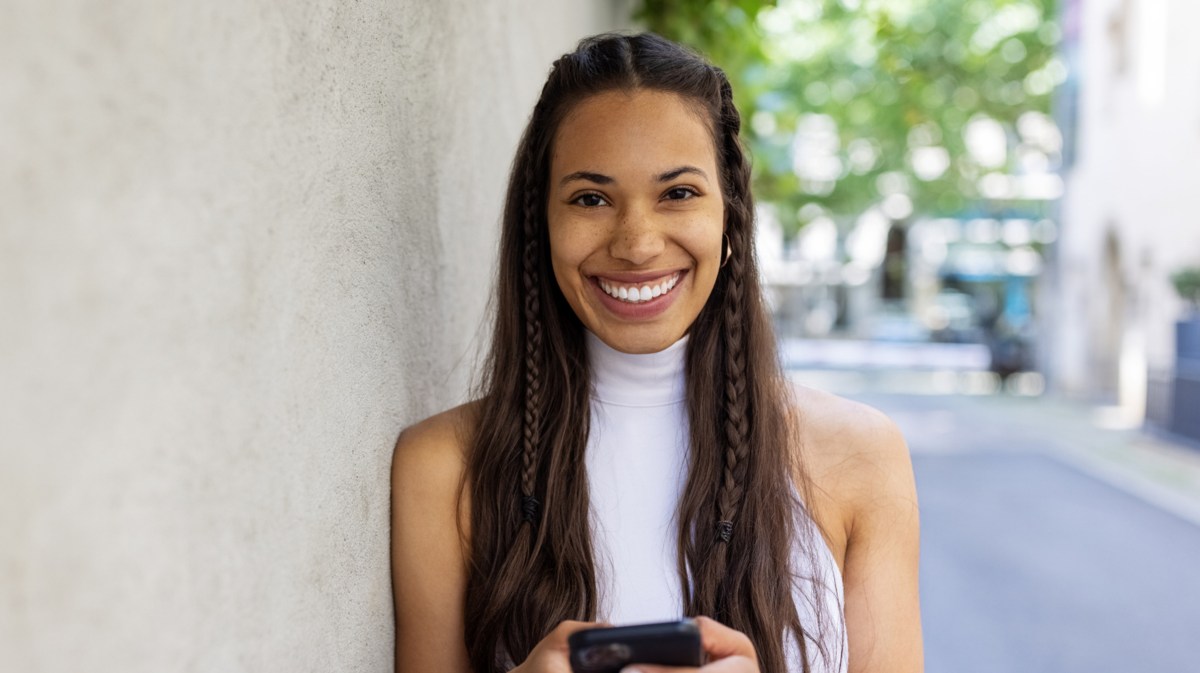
[390,406,611,673]
[838,408,924,673]
[391,408,473,672]
[793,387,924,673]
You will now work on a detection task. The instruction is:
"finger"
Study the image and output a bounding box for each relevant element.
[697,655,758,672]
[622,656,757,673]
[692,616,756,660]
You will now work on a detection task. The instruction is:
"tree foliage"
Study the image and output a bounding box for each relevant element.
[1172,267,1200,311]
[637,0,1063,235]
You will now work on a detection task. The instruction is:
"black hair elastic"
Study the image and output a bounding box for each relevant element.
[716,520,734,543]
[521,495,541,523]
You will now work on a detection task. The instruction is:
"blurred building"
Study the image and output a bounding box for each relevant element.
[1047,0,1200,426]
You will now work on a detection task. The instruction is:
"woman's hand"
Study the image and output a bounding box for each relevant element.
[511,620,609,673]
[622,616,759,673]
[514,616,757,673]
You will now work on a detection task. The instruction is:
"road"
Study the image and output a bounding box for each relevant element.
[837,391,1200,673]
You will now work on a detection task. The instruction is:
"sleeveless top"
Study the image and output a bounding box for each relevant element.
[584,331,849,673]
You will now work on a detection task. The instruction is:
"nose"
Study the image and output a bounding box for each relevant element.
[608,204,665,266]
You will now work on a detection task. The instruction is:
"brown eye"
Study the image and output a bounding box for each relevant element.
[665,187,698,201]
[573,193,609,208]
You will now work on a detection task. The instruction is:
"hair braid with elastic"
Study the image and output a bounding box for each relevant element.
[715,73,750,545]
[520,156,543,525]
[717,236,749,536]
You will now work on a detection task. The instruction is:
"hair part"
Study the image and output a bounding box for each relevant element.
[463,32,836,673]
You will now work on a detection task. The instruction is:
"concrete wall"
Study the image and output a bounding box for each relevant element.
[0,1,617,670]
[1052,0,1200,415]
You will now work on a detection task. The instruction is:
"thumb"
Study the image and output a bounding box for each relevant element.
[693,616,756,660]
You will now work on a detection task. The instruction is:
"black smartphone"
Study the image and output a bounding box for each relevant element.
[568,620,703,673]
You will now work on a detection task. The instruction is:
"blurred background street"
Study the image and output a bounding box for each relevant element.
[791,356,1200,672]
[887,391,1200,673]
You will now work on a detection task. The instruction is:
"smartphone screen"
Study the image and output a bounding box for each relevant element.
[568,620,703,673]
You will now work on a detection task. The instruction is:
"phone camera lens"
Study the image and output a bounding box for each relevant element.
[578,642,632,669]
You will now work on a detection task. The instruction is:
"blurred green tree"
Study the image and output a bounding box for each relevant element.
[1171,267,1200,313]
[638,0,1063,235]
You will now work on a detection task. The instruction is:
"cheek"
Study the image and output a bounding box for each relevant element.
[682,210,725,298]
[691,256,721,302]
[546,223,589,293]
[684,211,726,268]
[547,247,573,296]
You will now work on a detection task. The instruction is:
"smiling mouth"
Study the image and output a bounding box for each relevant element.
[595,272,682,304]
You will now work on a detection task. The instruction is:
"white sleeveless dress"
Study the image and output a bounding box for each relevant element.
[584,331,848,673]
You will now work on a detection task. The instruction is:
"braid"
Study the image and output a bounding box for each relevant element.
[717,242,748,541]
[520,157,543,525]
[715,72,751,544]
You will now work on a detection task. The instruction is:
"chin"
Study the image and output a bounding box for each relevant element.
[593,326,685,355]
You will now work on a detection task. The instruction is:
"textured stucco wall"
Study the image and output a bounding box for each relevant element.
[0,1,616,670]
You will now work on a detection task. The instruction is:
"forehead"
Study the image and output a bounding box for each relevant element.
[549,89,717,178]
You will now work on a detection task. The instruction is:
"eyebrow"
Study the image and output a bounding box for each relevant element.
[559,171,613,187]
[557,165,710,188]
[655,165,709,183]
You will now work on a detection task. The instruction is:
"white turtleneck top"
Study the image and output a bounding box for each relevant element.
[584,331,848,673]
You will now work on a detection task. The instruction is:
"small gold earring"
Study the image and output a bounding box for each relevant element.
[720,233,732,268]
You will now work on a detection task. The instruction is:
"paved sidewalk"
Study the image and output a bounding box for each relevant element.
[983,394,1200,528]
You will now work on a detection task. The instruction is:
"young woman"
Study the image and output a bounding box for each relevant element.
[391,33,923,673]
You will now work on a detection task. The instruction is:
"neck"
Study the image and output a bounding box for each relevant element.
[585,331,688,407]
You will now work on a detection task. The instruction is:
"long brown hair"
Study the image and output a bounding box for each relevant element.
[464,33,833,673]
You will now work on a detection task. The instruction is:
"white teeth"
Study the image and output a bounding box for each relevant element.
[597,273,681,304]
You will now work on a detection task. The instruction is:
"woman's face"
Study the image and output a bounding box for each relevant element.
[546,89,725,354]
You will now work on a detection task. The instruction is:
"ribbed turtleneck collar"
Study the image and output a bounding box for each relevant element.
[585,331,688,407]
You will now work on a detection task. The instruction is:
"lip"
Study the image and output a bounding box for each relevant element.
[588,270,688,320]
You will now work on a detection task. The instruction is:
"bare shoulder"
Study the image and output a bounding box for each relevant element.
[789,384,916,560]
[392,402,476,496]
[391,402,478,672]
[789,385,924,672]
[391,401,477,567]
[790,384,910,481]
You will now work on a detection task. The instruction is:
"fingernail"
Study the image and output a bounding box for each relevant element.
[620,668,644,673]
